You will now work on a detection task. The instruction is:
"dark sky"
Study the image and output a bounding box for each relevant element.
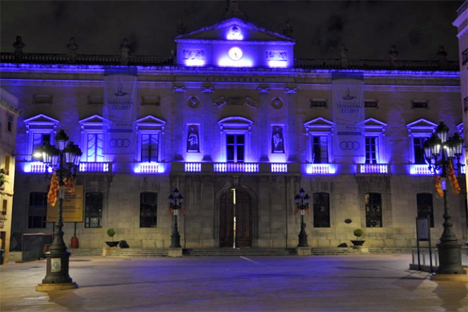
[0,1,464,61]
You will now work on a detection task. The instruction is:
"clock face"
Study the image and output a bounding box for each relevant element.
[228,47,243,61]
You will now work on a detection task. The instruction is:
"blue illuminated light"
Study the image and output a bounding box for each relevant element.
[359,164,388,174]
[134,162,164,174]
[79,162,109,173]
[306,164,336,175]
[271,163,288,173]
[410,165,432,175]
[267,61,288,68]
[214,163,259,173]
[217,55,253,67]
[185,163,202,172]
[184,59,206,67]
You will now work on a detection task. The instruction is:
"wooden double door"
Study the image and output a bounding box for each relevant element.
[219,189,252,248]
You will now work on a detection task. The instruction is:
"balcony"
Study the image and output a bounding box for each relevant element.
[213,163,259,173]
[357,164,390,175]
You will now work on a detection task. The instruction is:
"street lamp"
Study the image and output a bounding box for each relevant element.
[294,188,310,247]
[36,130,82,291]
[168,188,183,248]
[424,122,466,275]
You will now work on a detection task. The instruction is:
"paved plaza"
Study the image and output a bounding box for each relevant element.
[0,254,467,312]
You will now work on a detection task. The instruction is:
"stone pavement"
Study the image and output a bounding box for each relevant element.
[0,254,467,312]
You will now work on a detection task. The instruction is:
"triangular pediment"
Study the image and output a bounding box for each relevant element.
[176,18,294,43]
[406,118,437,134]
[304,117,334,132]
[23,114,59,126]
[79,115,108,125]
[136,115,166,127]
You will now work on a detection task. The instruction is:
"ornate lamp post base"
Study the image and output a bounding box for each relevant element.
[170,231,181,248]
[436,241,466,275]
[36,251,78,292]
[298,223,308,248]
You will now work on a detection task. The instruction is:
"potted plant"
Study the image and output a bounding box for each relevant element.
[351,228,365,247]
[105,228,119,247]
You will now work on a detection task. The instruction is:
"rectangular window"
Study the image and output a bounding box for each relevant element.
[417,193,434,228]
[227,134,245,163]
[4,155,10,175]
[313,192,330,228]
[413,137,426,164]
[312,136,328,164]
[365,193,382,227]
[7,114,13,132]
[85,192,103,228]
[411,101,428,109]
[32,133,51,153]
[364,101,378,108]
[86,133,104,162]
[28,192,47,228]
[310,100,327,108]
[462,48,468,65]
[464,97,468,113]
[365,137,378,164]
[140,192,157,228]
[141,134,159,162]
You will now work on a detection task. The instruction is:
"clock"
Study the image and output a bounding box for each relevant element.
[228,47,243,61]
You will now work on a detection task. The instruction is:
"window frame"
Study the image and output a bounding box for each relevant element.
[304,117,334,164]
[84,192,103,228]
[23,114,59,161]
[140,192,158,228]
[417,193,434,228]
[365,192,383,228]
[136,116,166,163]
[218,116,253,163]
[406,119,437,164]
[79,115,108,163]
[28,192,47,229]
[313,192,330,228]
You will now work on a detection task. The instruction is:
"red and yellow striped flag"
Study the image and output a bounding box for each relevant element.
[434,174,444,198]
[447,160,461,194]
[47,172,60,207]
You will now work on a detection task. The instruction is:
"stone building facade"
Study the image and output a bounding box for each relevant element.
[0,6,466,251]
[0,89,20,263]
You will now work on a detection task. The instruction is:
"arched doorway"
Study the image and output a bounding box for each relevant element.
[219,189,252,248]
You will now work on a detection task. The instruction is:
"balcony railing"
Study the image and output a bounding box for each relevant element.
[271,163,288,173]
[410,165,433,175]
[185,163,202,172]
[358,164,389,174]
[79,162,110,173]
[213,163,259,173]
[306,164,335,175]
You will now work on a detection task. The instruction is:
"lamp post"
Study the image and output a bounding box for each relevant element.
[294,188,310,247]
[36,130,82,291]
[168,188,183,248]
[423,122,466,275]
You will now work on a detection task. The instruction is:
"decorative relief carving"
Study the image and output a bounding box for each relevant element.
[188,95,200,108]
[182,49,205,60]
[271,97,283,109]
[213,96,258,109]
[173,85,186,93]
[257,86,269,94]
[33,94,53,105]
[266,50,288,61]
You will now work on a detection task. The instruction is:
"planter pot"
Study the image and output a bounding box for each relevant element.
[105,241,119,248]
[351,240,365,247]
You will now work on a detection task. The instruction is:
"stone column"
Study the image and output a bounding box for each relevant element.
[202,86,214,161]
[285,86,298,161]
[257,85,269,161]
[173,85,186,160]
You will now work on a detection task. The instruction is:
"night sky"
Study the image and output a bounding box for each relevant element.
[0,1,464,61]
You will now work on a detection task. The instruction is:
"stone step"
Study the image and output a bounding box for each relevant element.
[183,248,297,257]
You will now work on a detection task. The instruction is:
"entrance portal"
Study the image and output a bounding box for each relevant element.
[219,189,252,248]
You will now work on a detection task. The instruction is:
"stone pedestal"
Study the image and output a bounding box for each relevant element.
[296,247,311,256]
[168,248,183,258]
[102,247,118,257]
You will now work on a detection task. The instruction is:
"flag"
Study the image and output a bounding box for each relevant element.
[434,174,444,198]
[63,176,75,194]
[447,160,461,194]
[47,172,60,207]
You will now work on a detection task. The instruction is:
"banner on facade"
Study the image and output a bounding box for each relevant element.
[332,72,365,159]
[103,69,138,155]
[47,185,84,223]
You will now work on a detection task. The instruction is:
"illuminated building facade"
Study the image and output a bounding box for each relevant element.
[0,89,20,263]
[0,5,466,251]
